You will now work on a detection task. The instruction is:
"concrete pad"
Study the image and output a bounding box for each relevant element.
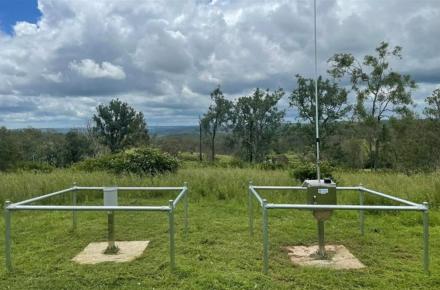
[72,241,149,265]
[285,245,365,270]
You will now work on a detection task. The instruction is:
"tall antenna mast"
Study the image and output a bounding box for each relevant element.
[313,0,321,180]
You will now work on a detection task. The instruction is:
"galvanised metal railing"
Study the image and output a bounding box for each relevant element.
[4,182,189,271]
[248,182,429,274]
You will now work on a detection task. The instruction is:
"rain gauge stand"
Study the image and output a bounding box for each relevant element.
[104,187,118,253]
[303,178,336,258]
[4,183,189,271]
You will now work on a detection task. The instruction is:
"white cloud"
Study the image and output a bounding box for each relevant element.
[0,0,439,128]
[69,59,126,80]
[14,22,39,36]
[42,72,63,83]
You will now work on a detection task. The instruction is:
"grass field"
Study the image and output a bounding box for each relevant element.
[0,167,439,289]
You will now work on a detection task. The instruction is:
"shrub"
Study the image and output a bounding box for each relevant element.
[75,147,179,175]
[291,161,334,182]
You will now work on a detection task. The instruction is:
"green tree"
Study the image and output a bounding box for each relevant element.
[424,88,440,120]
[93,99,149,152]
[328,41,416,169]
[385,116,439,172]
[64,129,94,164]
[201,86,233,161]
[39,132,67,167]
[15,129,66,167]
[231,88,285,163]
[0,127,20,171]
[289,74,351,144]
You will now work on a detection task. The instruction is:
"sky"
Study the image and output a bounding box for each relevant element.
[0,0,439,128]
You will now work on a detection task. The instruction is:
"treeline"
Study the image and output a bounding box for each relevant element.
[275,118,440,172]
[0,99,150,171]
[194,42,440,172]
[0,128,96,171]
[162,116,440,173]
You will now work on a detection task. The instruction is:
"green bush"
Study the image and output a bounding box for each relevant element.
[75,147,179,175]
[291,161,334,182]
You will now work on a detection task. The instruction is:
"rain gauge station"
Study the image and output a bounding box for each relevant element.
[247,0,430,274]
[4,184,189,271]
[303,178,336,258]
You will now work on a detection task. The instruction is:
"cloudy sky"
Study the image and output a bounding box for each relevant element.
[0,0,439,128]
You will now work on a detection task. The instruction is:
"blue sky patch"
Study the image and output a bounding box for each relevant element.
[0,0,41,34]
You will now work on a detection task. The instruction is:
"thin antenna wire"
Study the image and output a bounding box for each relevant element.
[314,0,321,180]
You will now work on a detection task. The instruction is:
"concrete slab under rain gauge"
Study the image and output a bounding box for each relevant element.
[72,241,150,264]
[285,244,365,270]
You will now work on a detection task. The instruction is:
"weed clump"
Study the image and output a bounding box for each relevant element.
[291,161,334,182]
[75,147,179,176]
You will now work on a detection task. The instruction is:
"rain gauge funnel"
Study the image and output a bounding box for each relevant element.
[303,179,336,257]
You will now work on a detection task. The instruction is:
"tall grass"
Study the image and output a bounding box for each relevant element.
[1,167,438,289]
[336,170,440,206]
[0,167,439,207]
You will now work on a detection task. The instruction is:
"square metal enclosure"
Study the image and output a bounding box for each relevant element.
[248,182,429,273]
[4,183,189,272]
[303,179,337,205]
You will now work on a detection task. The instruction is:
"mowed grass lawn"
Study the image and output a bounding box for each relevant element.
[0,167,439,289]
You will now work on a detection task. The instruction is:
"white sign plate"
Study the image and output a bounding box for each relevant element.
[318,188,328,195]
[104,187,118,206]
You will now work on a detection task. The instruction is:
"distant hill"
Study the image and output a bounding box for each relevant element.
[149,125,198,136]
[36,126,199,136]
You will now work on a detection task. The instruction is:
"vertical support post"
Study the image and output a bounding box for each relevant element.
[107,211,116,250]
[423,202,429,273]
[359,185,364,236]
[104,187,118,252]
[4,200,12,271]
[72,182,77,231]
[168,200,175,270]
[262,199,269,274]
[248,181,254,237]
[199,116,203,162]
[184,182,189,238]
[317,220,325,257]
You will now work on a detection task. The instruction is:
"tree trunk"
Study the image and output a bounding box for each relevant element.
[210,133,215,162]
[372,118,381,170]
[249,127,253,163]
[199,121,202,161]
[374,138,380,170]
[210,122,217,162]
[368,139,374,170]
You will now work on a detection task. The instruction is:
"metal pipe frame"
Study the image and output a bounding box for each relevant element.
[265,204,424,211]
[248,183,429,274]
[9,205,171,211]
[72,182,77,231]
[76,186,185,191]
[4,183,189,272]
